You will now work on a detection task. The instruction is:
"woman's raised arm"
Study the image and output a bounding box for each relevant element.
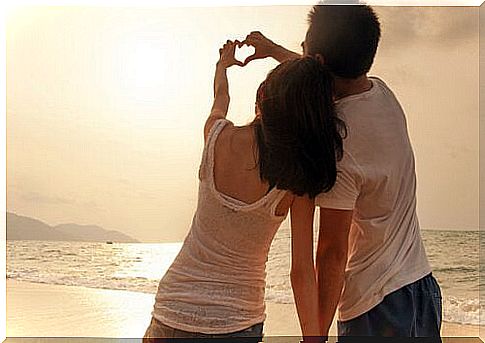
[204,40,243,141]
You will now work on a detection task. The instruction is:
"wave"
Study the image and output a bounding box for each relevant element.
[434,267,478,274]
[9,272,480,326]
[6,272,159,295]
[443,296,484,326]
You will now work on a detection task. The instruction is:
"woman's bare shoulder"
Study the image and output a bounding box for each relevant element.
[217,124,254,152]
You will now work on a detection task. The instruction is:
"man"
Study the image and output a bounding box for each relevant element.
[242,4,442,340]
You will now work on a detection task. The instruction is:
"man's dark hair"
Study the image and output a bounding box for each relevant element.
[306,4,381,79]
[253,57,346,198]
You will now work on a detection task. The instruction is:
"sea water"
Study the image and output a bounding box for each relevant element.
[7,225,482,326]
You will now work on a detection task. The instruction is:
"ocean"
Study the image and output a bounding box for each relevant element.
[7,224,482,326]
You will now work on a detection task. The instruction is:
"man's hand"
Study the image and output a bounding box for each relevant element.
[218,40,244,68]
[242,31,302,64]
[241,31,279,66]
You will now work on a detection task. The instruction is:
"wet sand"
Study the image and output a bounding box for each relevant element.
[6,280,482,342]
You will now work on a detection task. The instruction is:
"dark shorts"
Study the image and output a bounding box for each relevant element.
[337,273,442,342]
[143,317,264,343]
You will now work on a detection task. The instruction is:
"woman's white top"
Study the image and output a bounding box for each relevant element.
[152,119,288,334]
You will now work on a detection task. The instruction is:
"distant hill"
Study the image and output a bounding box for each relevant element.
[53,223,139,243]
[6,212,139,243]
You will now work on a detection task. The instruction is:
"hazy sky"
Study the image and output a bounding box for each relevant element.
[6,5,479,242]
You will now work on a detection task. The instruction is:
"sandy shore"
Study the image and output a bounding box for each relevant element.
[7,280,483,341]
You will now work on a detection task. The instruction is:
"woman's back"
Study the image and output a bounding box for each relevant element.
[212,122,274,205]
[152,119,289,334]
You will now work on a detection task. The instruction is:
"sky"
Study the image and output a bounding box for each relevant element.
[6,5,479,242]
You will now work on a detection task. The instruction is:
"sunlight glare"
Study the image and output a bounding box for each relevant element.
[126,38,167,90]
[116,34,174,108]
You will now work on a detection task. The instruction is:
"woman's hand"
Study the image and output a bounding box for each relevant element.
[242,31,301,65]
[217,40,244,68]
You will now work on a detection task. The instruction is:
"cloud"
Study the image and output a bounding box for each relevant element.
[14,191,101,210]
[376,6,478,48]
[19,191,76,205]
[117,177,132,186]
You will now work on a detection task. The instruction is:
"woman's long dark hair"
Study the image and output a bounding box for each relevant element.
[253,56,346,198]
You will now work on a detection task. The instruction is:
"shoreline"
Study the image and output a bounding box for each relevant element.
[7,280,482,339]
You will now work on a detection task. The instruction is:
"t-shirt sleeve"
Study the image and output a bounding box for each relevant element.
[315,152,363,210]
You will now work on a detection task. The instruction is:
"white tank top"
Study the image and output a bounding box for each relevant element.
[152,119,288,334]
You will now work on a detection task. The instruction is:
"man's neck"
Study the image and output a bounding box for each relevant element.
[334,75,373,100]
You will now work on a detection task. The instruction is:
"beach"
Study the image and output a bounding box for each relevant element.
[6,280,482,342]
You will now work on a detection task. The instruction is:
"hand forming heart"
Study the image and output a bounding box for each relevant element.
[239,31,277,66]
[234,44,256,66]
[218,32,276,68]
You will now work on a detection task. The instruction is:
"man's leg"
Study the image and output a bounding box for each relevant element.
[337,286,416,338]
[414,274,442,337]
[337,273,442,341]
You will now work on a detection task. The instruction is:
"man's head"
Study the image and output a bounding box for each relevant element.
[305,4,381,79]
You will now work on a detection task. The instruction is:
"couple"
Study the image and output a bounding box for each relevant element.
[144,5,442,342]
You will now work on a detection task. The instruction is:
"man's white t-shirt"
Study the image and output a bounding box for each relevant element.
[315,77,432,322]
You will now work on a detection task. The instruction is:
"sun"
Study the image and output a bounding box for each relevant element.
[117,35,170,101]
[132,40,167,88]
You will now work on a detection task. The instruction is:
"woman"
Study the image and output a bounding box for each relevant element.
[143,40,345,342]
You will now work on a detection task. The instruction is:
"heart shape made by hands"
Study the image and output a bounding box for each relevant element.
[235,44,255,65]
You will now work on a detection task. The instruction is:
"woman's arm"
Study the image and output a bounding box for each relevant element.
[204,40,243,141]
[290,195,323,342]
[316,208,352,337]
